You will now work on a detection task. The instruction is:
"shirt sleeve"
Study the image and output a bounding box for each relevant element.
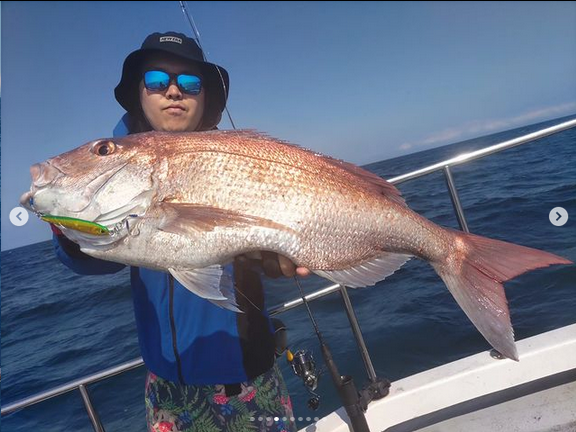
[52,234,126,275]
[113,113,130,137]
[51,116,131,275]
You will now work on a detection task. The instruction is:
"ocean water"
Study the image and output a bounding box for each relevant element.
[1,116,575,431]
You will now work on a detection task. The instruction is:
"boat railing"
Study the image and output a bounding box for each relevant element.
[3,117,575,432]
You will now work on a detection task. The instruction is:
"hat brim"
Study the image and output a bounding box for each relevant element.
[114,48,229,129]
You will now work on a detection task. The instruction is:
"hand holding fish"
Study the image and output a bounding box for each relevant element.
[237,251,311,278]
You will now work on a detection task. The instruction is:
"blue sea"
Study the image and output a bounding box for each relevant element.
[2,116,575,431]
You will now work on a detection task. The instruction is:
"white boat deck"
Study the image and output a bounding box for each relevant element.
[416,380,576,432]
[301,324,576,432]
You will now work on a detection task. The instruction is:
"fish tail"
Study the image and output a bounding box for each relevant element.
[431,229,572,361]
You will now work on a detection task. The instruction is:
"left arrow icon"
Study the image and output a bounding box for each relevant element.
[10,207,30,226]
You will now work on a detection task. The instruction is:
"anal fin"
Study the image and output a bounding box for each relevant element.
[315,252,412,288]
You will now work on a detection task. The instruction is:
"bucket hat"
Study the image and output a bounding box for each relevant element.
[114,32,229,129]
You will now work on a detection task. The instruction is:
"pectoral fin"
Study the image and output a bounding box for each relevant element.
[157,202,294,236]
[169,265,241,312]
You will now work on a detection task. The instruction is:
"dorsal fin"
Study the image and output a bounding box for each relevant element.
[208,129,406,206]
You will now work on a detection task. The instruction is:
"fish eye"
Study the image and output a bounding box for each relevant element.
[92,141,116,157]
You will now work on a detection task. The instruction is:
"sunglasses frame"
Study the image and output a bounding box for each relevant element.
[143,70,202,95]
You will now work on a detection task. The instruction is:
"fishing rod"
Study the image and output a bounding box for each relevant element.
[292,277,371,432]
[178,1,237,129]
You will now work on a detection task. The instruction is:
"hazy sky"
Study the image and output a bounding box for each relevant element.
[2,1,576,250]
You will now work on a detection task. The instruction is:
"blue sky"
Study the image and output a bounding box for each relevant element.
[2,1,576,250]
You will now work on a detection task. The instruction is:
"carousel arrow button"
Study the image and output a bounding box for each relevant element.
[10,207,30,226]
[549,207,568,227]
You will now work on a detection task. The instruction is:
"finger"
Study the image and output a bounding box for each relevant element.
[261,251,283,278]
[278,255,296,277]
[235,255,262,272]
[296,267,311,277]
[235,255,249,267]
[244,251,262,260]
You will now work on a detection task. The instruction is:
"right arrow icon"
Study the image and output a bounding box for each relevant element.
[550,207,568,227]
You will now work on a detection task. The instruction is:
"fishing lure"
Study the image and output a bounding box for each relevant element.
[40,214,109,236]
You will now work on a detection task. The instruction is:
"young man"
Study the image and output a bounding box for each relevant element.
[53,32,300,432]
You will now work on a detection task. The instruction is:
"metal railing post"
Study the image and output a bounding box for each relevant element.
[1,358,144,416]
[339,285,378,382]
[443,166,470,233]
[78,384,105,432]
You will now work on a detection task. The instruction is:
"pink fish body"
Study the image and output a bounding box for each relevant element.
[21,130,572,360]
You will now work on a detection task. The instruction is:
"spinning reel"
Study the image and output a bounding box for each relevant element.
[287,349,322,410]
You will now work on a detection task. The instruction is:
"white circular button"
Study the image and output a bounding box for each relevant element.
[10,207,30,226]
[549,207,568,227]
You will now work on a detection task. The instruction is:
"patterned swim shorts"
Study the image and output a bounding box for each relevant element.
[145,363,298,432]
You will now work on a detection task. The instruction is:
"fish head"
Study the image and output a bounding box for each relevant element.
[20,135,158,231]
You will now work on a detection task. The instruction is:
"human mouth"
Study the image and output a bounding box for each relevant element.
[164,105,185,113]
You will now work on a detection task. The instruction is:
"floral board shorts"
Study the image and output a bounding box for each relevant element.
[145,363,298,432]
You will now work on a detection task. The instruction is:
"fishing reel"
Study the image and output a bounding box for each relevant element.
[271,319,322,410]
[287,349,322,410]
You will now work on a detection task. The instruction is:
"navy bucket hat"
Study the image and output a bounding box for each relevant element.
[114,31,229,130]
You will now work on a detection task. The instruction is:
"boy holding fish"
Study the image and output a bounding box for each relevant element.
[51,31,300,432]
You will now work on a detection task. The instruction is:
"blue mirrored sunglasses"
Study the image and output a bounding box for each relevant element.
[143,70,202,95]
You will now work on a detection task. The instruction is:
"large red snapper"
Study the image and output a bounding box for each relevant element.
[21,130,572,360]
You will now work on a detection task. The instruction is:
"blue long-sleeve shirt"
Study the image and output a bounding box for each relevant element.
[52,117,275,384]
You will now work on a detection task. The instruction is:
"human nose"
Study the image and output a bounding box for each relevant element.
[165,81,183,99]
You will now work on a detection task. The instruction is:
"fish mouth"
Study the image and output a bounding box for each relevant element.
[19,191,34,210]
[23,161,132,217]
[20,161,65,212]
[22,158,154,249]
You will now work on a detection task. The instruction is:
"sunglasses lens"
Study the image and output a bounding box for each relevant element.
[144,71,202,95]
[177,74,202,95]
[144,71,170,90]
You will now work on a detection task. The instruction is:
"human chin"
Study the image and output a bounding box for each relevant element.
[161,116,194,132]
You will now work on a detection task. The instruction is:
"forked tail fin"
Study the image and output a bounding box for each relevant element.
[431,230,572,361]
